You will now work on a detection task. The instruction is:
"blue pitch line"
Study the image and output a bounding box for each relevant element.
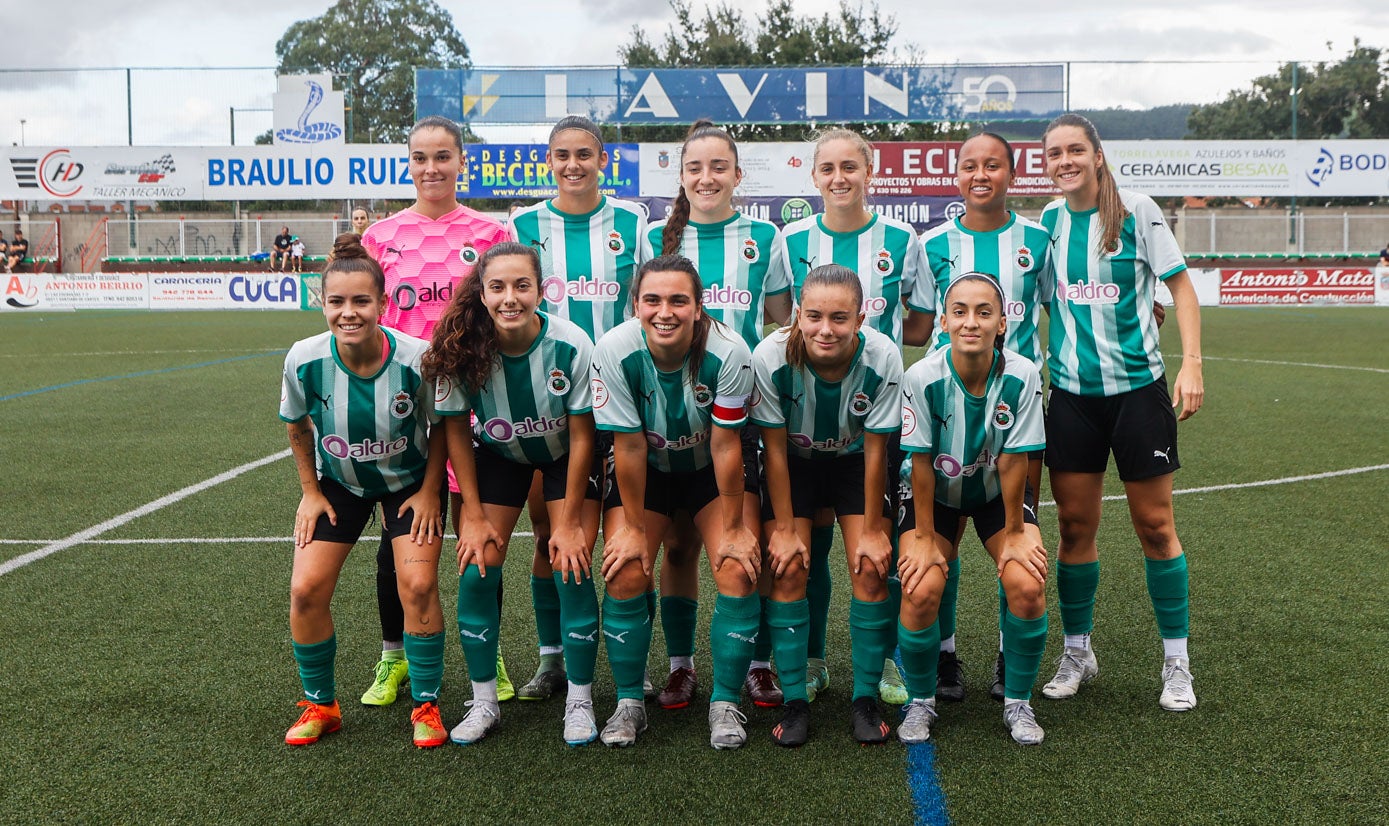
[908,741,949,825]
[0,352,284,402]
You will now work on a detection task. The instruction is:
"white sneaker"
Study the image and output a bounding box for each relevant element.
[562,698,598,746]
[897,698,938,744]
[1042,646,1099,699]
[708,700,748,750]
[449,699,500,745]
[600,698,647,747]
[1003,701,1045,745]
[1158,657,1197,711]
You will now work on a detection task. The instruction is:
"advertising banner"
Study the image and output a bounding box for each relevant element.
[1,273,307,311]
[1,273,147,311]
[418,65,1066,126]
[1105,140,1389,197]
[272,74,345,145]
[462,143,639,198]
[1218,268,1376,306]
[638,142,816,198]
[869,142,1055,197]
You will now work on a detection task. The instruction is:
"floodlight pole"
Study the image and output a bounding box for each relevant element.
[1289,61,1298,246]
[18,118,24,146]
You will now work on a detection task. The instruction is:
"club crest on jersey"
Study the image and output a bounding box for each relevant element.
[606,232,625,255]
[741,239,760,263]
[874,249,894,275]
[435,376,453,404]
[1015,246,1033,270]
[1104,238,1123,256]
[548,369,571,396]
[390,391,415,419]
[850,392,872,417]
[901,404,917,437]
[459,244,479,266]
[693,383,713,408]
[993,402,1014,430]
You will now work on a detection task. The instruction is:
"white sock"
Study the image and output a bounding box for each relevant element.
[998,631,1004,653]
[567,681,592,703]
[1064,633,1091,651]
[939,635,956,654]
[538,645,563,657]
[1003,697,1026,711]
[382,641,404,653]
[748,660,771,672]
[472,679,498,704]
[1163,638,1189,661]
[670,655,694,672]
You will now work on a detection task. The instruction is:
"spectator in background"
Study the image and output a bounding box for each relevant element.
[350,207,371,236]
[0,231,9,273]
[272,226,292,272]
[291,236,306,273]
[1378,240,1388,267]
[8,230,29,272]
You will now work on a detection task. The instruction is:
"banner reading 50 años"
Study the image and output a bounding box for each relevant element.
[416,65,1067,125]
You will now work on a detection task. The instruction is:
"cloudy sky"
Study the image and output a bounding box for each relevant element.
[4,0,1386,146]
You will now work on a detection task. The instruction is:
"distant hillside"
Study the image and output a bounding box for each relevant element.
[979,104,1195,141]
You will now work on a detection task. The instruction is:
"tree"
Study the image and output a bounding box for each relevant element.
[616,0,964,143]
[1187,42,1389,139]
[275,0,471,144]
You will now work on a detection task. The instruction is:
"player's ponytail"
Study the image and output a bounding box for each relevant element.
[786,264,862,370]
[662,119,740,255]
[1044,113,1127,257]
[323,233,384,293]
[424,242,540,394]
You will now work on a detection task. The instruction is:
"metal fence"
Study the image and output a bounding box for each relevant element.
[103,218,353,260]
[1176,211,1388,257]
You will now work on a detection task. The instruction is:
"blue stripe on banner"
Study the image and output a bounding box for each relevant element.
[0,353,283,402]
[908,742,950,825]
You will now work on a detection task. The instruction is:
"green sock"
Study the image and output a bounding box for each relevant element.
[553,572,599,685]
[603,593,653,701]
[403,630,445,703]
[848,597,894,700]
[897,620,941,701]
[1145,554,1191,639]
[1057,560,1100,635]
[457,566,502,682]
[660,596,699,659]
[1002,611,1048,700]
[768,599,810,702]
[531,574,562,650]
[753,595,774,662]
[709,593,760,703]
[645,589,657,624]
[292,635,336,704]
[939,557,961,641]
[807,525,834,659]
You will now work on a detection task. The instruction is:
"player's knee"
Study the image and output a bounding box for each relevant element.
[1002,572,1045,617]
[900,586,941,627]
[604,562,649,600]
[289,576,332,616]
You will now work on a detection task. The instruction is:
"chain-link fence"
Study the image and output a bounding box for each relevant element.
[102,217,355,260]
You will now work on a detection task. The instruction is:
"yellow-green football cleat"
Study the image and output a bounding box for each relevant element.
[496,654,515,702]
[360,656,409,706]
[878,658,909,705]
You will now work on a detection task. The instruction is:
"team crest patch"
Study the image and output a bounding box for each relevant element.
[1104,238,1123,256]
[1015,246,1033,270]
[435,376,453,404]
[547,369,571,396]
[591,378,609,408]
[901,405,916,437]
[741,239,760,263]
[391,391,415,419]
[459,244,479,266]
[874,249,894,275]
[850,392,872,417]
[993,402,1014,430]
[606,232,625,255]
[657,150,670,169]
[693,383,713,408]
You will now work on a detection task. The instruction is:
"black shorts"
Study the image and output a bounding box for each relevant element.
[1045,378,1180,481]
[604,462,721,519]
[473,445,601,507]
[740,422,763,502]
[760,451,893,523]
[898,483,1039,546]
[311,476,428,544]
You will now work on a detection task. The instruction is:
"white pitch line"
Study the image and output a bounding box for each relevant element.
[0,533,536,546]
[1036,462,1389,508]
[1165,354,1389,374]
[0,450,291,577]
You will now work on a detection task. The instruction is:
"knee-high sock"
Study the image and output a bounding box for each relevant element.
[292,635,336,703]
[939,557,961,642]
[403,630,445,703]
[603,593,653,701]
[848,598,894,700]
[896,621,941,702]
[1001,610,1047,701]
[531,574,562,651]
[806,525,834,659]
[457,566,502,682]
[375,537,405,645]
[660,596,698,659]
[1145,554,1190,639]
[709,594,760,703]
[997,579,1008,650]
[752,595,774,663]
[767,599,810,703]
[1057,560,1100,636]
[553,573,599,685]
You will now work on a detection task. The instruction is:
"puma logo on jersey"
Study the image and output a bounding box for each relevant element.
[1151,221,1164,227]
[603,630,630,644]
[786,392,804,407]
[945,254,960,271]
[567,630,598,642]
[639,388,657,406]
[1154,448,1172,462]
[725,631,758,644]
[386,247,402,256]
[1049,235,1060,247]
[529,237,550,251]
[932,413,953,428]
[459,628,490,643]
[798,256,817,268]
[311,391,331,406]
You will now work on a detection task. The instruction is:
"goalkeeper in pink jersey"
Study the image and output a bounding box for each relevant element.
[356,115,515,709]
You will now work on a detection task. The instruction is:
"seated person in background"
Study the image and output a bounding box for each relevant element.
[1378,240,1388,267]
[272,227,292,272]
[291,236,306,273]
[0,231,9,273]
[8,230,29,272]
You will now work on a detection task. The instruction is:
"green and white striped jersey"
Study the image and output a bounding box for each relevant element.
[1041,189,1185,397]
[509,196,648,341]
[280,328,438,499]
[900,346,1045,510]
[591,318,752,473]
[644,213,791,348]
[750,326,903,459]
[919,212,1054,368]
[434,312,593,466]
[782,213,928,345]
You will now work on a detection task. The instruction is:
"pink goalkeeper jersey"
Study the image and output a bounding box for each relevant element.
[361,205,513,339]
